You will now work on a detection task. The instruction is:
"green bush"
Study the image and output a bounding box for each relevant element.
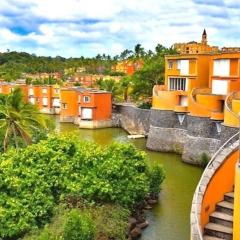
[63,210,95,240]
[138,102,152,109]
[0,134,160,239]
[149,165,165,197]
[200,152,210,168]
[24,204,129,240]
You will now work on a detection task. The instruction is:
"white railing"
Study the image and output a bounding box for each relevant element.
[193,131,239,239]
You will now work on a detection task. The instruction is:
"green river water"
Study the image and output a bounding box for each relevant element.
[54,117,203,240]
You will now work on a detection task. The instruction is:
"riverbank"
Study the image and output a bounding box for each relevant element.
[112,103,238,165]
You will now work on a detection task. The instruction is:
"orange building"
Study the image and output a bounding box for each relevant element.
[173,29,219,54]
[28,85,61,114]
[0,83,28,102]
[60,87,112,128]
[152,54,212,113]
[188,52,240,123]
[112,59,144,75]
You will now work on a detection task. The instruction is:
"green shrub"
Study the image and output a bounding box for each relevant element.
[138,102,152,109]
[0,134,158,239]
[200,152,210,168]
[149,165,165,197]
[63,210,95,240]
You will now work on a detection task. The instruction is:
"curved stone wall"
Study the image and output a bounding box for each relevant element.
[190,138,239,239]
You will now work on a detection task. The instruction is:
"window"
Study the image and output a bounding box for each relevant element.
[42,88,47,94]
[168,60,173,69]
[42,97,48,106]
[83,96,91,103]
[54,88,59,94]
[29,88,34,96]
[213,59,230,77]
[177,60,181,70]
[53,98,60,107]
[169,77,187,91]
[212,80,228,95]
[62,103,68,109]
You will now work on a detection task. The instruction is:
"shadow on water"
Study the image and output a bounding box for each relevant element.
[52,116,203,240]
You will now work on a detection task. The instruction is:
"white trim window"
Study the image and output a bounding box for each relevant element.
[42,97,48,106]
[212,80,228,95]
[83,96,91,103]
[42,88,47,94]
[29,97,35,104]
[81,108,92,120]
[169,77,187,91]
[213,59,230,77]
[29,88,34,96]
[52,98,60,107]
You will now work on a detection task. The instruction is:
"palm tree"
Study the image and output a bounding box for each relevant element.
[0,88,48,152]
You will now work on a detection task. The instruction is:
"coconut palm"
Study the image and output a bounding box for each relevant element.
[0,88,48,151]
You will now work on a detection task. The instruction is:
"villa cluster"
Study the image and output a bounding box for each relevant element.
[153,51,240,128]
[0,83,112,129]
[111,59,144,75]
[162,30,240,240]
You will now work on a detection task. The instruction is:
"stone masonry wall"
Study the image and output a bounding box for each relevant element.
[113,105,238,165]
[112,104,150,135]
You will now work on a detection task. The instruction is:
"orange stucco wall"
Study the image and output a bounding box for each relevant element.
[165,54,211,92]
[93,93,112,120]
[209,53,240,91]
[201,150,238,229]
[152,91,186,110]
[60,89,78,117]
[188,94,224,117]
[60,89,112,121]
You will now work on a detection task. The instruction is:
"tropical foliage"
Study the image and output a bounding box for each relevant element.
[0,88,51,151]
[24,205,129,240]
[0,134,165,239]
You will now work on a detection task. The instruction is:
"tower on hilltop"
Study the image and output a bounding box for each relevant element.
[202,29,207,45]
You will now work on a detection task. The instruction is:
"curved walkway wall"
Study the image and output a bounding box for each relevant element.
[190,136,239,239]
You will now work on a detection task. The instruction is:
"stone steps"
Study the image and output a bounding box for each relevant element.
[209,212,233,228]
[203,191,234,240]
[224,192,234,203]
[204,223,233,239]
[203,235,225,240]
[216,201,234,215]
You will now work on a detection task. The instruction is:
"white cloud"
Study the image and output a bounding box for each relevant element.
[0,0,239,57]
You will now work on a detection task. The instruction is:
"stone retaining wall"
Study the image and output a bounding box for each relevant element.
[113,104,150,135]
[113,104,238,165]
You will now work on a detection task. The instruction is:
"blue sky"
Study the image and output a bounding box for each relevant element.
[0,0,239,57]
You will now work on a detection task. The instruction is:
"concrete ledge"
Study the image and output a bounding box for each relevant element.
[78,119,112,129]
[59,116,76,123]
[40,108,55,114]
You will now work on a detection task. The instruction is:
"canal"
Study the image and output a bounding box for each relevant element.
[54,117,203,240]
